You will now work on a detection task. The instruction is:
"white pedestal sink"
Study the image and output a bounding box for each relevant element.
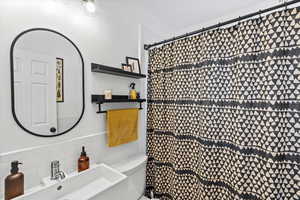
[13,164,127,200]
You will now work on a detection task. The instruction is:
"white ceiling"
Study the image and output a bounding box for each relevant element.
[140,0,279,35]
[98,0,287,40]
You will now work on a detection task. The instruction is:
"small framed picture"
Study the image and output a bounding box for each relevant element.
[126,57,141,74]
[122,63,132,72]
[56,58,64,103]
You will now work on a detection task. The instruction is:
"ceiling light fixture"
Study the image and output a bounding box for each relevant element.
[82,0,96,13]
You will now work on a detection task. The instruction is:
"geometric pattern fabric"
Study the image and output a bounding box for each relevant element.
[146,7,300,200]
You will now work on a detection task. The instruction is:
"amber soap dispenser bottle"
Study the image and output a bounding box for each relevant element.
[129,82,137,100]
[5,161,24,200]
[78,146,90,172]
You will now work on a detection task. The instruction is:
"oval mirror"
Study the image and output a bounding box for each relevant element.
[10,28,85,137]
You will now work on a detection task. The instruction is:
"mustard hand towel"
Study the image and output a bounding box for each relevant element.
[107,108,138,147]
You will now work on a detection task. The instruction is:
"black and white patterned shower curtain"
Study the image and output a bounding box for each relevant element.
[146,7,300,200]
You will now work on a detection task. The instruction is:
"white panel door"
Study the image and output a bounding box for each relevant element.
[14,49,57,135]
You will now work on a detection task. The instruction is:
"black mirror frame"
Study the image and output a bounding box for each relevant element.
[10,28,85,137]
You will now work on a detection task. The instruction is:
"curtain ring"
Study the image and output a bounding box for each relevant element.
[238,16,241,25]
[217,22,222,32]
[232,17,241,30]
[284,0,288,10]
[256,10,263,24]
[259,10,262,19]
[282,0,288,13]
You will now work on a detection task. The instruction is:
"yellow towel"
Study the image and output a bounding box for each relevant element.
[107,108,139,147]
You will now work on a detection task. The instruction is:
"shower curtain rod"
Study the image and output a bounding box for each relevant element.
[144,0,300,50]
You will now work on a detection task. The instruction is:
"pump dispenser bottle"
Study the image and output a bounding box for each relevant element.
[5,161,24,200]
[129,82,137,100]
[78,146,90,172]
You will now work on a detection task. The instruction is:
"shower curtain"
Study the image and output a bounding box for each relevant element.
[146,6,300,200]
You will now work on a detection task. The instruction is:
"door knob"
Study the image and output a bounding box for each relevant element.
[50,127,57,133]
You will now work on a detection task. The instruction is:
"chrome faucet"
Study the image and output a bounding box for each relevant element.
[51,161,66,180]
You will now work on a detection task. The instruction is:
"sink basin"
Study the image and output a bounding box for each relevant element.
[13,164,127,200]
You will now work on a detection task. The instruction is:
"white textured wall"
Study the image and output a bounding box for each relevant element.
[0,0,294,198]
[0,0,153,198]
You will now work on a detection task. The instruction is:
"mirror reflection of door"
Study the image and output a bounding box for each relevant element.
[14,50,57,135]
[11,29,84,137]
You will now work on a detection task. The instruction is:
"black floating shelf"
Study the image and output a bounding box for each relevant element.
[91,63,146,79]
[92,95,146,114]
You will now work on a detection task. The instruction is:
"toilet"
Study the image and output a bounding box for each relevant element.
[111,154,148,200]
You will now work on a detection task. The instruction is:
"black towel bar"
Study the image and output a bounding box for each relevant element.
[91,95,146,114]
[96,102,144,114]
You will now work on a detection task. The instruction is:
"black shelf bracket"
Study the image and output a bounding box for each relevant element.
[96,103,106,114]
[139,102,143,110]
